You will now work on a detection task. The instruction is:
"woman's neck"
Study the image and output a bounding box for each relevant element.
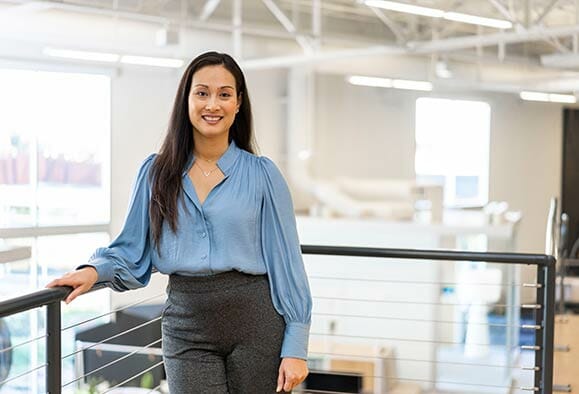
[193,135,230,163]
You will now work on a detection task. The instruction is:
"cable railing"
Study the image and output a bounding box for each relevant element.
[0,245,555,393]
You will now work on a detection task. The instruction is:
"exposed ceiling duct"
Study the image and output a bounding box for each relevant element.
[2,0,579,94]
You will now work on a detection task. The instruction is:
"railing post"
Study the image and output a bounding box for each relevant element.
[46,301,61,394]
[534,265,545,392]
[542,259,556,394]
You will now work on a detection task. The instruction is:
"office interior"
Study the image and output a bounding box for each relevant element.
[0,0,578,393]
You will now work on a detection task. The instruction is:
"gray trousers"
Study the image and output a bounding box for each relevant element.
[161,271,289,393]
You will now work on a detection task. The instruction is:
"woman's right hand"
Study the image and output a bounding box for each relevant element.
[45,267,99,304]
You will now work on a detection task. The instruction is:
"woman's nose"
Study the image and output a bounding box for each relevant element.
[205,95,219,110]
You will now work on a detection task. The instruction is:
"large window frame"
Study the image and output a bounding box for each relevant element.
[0,62,113,393]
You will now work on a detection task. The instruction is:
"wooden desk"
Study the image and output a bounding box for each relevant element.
[554,314,579,392]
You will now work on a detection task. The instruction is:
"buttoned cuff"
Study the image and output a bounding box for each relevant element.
[280,322,310,360]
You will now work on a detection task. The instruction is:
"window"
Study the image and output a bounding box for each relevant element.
[415,97,490,207]
[0,67,112,393]
[0,68,110,227]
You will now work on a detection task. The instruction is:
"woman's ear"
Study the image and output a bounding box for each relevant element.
[236,93,242,113]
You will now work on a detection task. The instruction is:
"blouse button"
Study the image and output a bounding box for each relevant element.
[201,232,207,238]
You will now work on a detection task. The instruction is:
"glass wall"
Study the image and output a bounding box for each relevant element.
[0,67,112,393]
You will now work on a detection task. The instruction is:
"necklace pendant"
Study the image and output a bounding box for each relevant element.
[195,161,217,177]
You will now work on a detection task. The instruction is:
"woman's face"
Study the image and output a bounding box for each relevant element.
[188,65,241,142]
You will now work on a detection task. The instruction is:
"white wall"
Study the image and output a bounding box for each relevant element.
[313,74,416,180]
[109,68,178,307]
[488,95,562,253]
[110,68,179,234]
[312,73,563,254]
[245,68,288,163]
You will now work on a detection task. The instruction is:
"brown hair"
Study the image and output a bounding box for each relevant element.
[149,51,256,249]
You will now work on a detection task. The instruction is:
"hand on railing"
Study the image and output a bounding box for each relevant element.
[45,267,98,304]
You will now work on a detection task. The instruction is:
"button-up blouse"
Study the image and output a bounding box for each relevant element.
[85,141,312,359]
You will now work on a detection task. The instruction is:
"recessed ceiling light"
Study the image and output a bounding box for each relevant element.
[43,47,119,63]
[347,75,432,91]
[363,0,512,29]
[120,55,184,68]
[520,91,576,103]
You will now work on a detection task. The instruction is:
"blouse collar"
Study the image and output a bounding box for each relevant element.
[183,140,240,177]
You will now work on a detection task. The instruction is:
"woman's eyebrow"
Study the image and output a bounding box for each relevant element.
[193,83,234,89]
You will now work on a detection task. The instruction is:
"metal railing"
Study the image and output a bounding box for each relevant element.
[0,245,555,393]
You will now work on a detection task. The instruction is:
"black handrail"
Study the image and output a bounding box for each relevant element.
[0,246,556,393]
[301,245,556,266]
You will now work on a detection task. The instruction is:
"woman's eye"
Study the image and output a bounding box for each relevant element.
[220,92,231,98]
[195,91,208,97]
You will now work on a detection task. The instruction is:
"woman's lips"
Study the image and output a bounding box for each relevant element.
[202,115,223,124]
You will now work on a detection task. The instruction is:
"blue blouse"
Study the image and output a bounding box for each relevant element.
[85,141,312,359]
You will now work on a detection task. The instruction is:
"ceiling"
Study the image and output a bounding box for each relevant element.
[3,0,579,92]
[3,0,577,53]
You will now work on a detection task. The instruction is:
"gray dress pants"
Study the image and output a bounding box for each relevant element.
[161,271,290,393]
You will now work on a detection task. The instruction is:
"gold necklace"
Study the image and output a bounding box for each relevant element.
[195,161,219,177]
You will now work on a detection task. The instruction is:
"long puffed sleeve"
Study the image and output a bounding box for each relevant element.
[79,154,156,291]
[259,157,312,360]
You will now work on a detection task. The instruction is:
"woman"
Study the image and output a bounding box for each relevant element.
[47,51,312,393]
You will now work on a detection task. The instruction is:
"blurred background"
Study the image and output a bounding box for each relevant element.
[1,1,578,393]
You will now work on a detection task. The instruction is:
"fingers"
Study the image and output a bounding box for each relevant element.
[276,368,285,392]
[44,267,99,304]
[45,279,59,288]
[65,285,86,304]
[277,360,308,392]
[283,376,293,392]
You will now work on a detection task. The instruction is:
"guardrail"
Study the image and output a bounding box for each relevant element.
[0,245,555,393]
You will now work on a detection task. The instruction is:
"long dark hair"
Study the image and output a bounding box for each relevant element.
[149,51,255,249]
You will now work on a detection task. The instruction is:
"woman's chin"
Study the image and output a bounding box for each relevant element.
[194,128,230,140]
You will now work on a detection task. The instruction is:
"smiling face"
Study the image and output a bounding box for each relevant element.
[188,65,241,143]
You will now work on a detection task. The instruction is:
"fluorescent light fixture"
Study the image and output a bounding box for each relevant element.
[392,78,433,91]
[347,75,392,88]
[443,12,512,29]
[520,91,550,102]
[363,0,443,17]
[363,0,512,29]
[347,75,432,91]
[548,93,577,104]
[43,47,119,63]
[520,91,576,104]
[120,55,184,68]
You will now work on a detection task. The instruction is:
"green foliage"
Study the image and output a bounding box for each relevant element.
[140,371,154,389]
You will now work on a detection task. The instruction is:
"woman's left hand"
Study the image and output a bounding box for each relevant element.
[276,357,308,392]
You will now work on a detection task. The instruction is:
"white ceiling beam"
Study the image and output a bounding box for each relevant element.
[261,0,313,53]
[199,0,221,21]
[232,0,242,59]
[0,0,305,41]
[312,0,321,45]
[241,44,404,70]
[544,36,570,54]
[534,0,560,25]
[368,6,406,44]
[261,0,298,35]
[524,0,531,27]
[243,23,579,70]
[541,52,579,68]
[487,0,515,22]
[409,24,579,53]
